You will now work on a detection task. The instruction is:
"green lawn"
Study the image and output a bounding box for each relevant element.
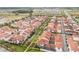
[75,18,79,23]
[0,40,26,52]
[24,17,51,52]
[27,47,41,52]
[6,44,26,52]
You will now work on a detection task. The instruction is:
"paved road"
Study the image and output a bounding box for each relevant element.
[61,19,68,52]
[0,47,9,52]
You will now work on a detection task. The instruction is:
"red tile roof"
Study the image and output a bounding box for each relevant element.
[55,42,62,48]
[43,31,51,36]
[45,44,55,49]
[67,36,79,51]
[10,34,25,41]
[37,38,49,45]
[55,34,62,42]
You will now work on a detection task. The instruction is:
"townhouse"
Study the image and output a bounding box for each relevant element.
[0,16,48,44]
[67,35,79,52]
[0,26,16,41]
[64,16,79,52]
[37,16,63,52]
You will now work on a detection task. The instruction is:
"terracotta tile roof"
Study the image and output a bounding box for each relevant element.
[10,34,25,41]
[67,36,79,51]
[55,34,62,42]
[67,36,73,44]
[37,39,49,45]
[43,31,51,36]
[55,42,62,48]
[45,44,55,49]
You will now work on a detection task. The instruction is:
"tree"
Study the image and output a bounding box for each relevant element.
[29,10,33,17]
[12,9,33,17]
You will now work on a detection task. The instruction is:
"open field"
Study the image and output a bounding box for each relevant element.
[0,12,29,21]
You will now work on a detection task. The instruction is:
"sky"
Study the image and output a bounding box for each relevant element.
[0,0,79,7]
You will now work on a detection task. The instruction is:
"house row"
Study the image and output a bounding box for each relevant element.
[65,16,79,52]
[0,16,48,44]
[37,16,63,52]
[37,15,79,52]
[64,16,79,35]
[67,35,79,52]
[0,26,17,41]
